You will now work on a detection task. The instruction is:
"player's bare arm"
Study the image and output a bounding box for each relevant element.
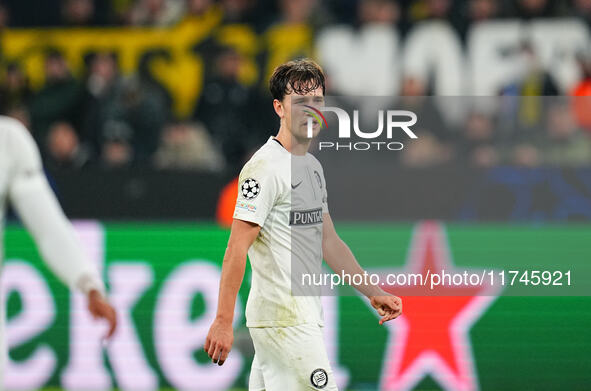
[205,218,261,366]
[322,213,402,325]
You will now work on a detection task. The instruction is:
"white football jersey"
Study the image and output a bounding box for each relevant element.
[233,137,329,327]
[0,117,44,384]
[0,118,43,265]
[0,117,104,384]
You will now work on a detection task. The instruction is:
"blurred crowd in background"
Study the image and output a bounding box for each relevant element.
[1,0,591,173]
[2,0,591,31]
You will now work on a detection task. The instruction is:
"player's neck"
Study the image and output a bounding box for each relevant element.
[275,126,310,156]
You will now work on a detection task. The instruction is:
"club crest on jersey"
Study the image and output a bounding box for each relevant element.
[240,178,260,200]
[310,368,328,389]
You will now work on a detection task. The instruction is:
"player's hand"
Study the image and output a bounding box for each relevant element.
[87,289,117,340]
[370,294,402,325]
[204,319,234,366]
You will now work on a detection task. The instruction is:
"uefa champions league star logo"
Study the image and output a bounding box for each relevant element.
[241,178,260,200]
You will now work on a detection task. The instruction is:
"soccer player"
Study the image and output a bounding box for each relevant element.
[0,117,117,382]
[205,59,402,390]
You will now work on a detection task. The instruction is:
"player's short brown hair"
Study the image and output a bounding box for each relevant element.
[269,58,326,101]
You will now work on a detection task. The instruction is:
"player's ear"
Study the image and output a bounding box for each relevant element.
[273,98,284,118]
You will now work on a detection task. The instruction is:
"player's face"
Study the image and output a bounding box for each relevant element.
[282,86,325,141]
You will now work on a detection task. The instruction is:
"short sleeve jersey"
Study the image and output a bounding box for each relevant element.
[233,137,328,327]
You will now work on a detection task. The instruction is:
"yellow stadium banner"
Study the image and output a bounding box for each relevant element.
[0,7,315,118]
